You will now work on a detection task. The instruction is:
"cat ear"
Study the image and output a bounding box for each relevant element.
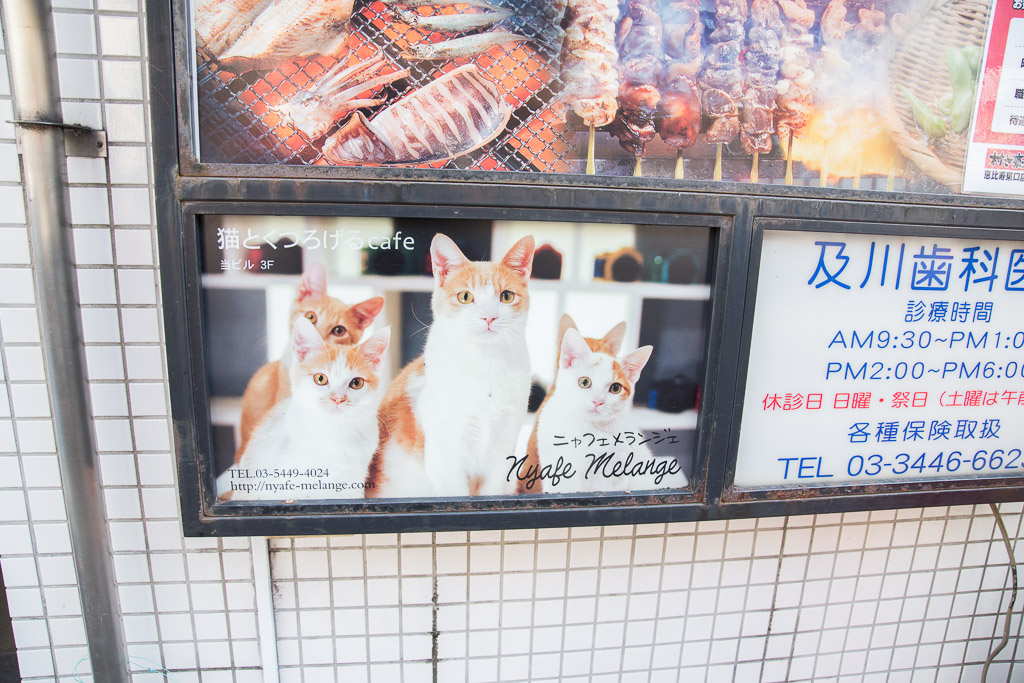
[501,235,535,280]
[292,318,326,363]
[559,328,591,369]
[358,327,391,369]
[557,314,577,346]
[602,322,627,356]
[349,296,384,329]
[297,263,327,301]
[619,346,654,383]
[429,233,469,286]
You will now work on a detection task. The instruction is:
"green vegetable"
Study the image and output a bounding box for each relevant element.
[936,92,954,116]
[899,84,947,138]
[962,45,982,78]
[946,47,975,133]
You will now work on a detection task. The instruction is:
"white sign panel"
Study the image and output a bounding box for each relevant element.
[735,229,1024,489]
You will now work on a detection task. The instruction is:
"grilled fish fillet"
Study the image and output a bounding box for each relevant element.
[194,0,272,56]
[196,0,354,73]
[322,65,512,164]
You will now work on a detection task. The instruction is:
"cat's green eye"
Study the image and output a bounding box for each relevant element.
[457,291,474,304]
[331,325,346,337]
[304,311,318,324]
[578,377,592,388]
[500,290,515,303]
[313,373,328,386]
[608,383,623,394]
[349,377,364,390]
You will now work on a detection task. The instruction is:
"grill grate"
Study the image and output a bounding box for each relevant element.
[196,0,578,172]
[192,0,945,190]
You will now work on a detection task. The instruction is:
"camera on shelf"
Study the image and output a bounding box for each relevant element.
[594,246,645,282]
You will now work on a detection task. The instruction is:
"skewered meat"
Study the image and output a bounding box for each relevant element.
[560,0,620,127]
[774,0,815,150]
[197,0,354,73]
[656,0,702,150]
[697,0,747,144]
[609,0,663,158]
[267,53,409,140]
[322,65,512,164]
[740,0,782,154]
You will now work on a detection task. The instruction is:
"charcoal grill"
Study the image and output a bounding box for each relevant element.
[196,0,582,172]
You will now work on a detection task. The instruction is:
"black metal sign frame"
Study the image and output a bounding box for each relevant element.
[148,0,1024,536]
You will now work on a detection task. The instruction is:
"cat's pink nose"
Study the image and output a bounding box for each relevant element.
[482,317,497,328]
[592,399,604,408]
[332,395,346,404]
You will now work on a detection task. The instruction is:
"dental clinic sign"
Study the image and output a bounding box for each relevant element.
[734,229,1024,489]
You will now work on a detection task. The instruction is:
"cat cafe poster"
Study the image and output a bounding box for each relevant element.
[201,215,712,504]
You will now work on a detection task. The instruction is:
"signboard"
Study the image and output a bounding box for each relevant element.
[963,0,1024,195]
[198,215,713,507]
[188,0,942,192]
[735,228,1024,489]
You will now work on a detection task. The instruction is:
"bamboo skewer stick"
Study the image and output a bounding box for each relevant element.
[633,157,643,177]
[674,151,684,180]
[887,157,896,192]
[853,154,862,190]
[713,143,722,181]
[586,123,596,175]
[750,152,759,184]
[785,135,794,185]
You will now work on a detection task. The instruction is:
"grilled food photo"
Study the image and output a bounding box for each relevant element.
[657,0,703,152]
[196,0,355,73]
[267,53,410,140]
[609,0,664,161]
[698,0,747,144]
[560,0,620,128]
[322,64,512,164]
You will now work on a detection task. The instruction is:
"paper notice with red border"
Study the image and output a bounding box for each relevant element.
[962,0,1024,195]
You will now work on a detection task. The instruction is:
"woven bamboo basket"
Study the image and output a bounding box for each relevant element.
[883,0,991,192]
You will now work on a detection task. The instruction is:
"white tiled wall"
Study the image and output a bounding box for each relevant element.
[0,1,1021,682]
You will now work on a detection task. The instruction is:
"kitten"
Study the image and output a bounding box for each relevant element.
[220,318,390,500]
[367,233,535,498]
[516,315,626,493]
[236,262,384,462]
[529,328,688,493]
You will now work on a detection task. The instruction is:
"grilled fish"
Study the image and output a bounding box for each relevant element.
[198,0,354,73]
[394,7,513,32]
[195,0,272,56]
[322,65,512,164]
[401,31,531,60]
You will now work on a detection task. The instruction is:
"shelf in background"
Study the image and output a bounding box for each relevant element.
[201,272,712,299]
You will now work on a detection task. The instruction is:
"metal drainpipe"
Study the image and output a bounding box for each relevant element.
[1,1,130,681]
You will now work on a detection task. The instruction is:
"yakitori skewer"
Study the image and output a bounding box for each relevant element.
[610,0,663,177]
[561,0,620,174]
[658,0,703,179]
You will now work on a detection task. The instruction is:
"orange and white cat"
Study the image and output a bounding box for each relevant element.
[236,263,383,462]
[368,233,535,498]
[514,315,626,493]
[531,327,687,493]
[220,318,390,500]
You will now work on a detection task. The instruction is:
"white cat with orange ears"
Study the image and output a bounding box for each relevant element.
[219,318,390,501]
[236,263,384,462]
[368,233,535,498]
[533,328,688,493]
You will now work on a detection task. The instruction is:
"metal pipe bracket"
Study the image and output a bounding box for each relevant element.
[8,118,107,158]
